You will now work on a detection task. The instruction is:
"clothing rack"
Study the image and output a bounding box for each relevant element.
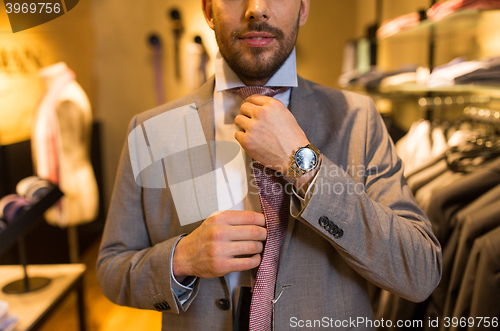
[386,101,500,328]
[418,95,491,107]
[464,106,500,124]
[417,95,498,123]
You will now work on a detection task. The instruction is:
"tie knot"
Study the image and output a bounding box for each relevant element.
[230,86,290,100]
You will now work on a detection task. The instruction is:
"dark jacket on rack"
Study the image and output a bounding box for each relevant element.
[450,225,500,331]
[443,197,500,329]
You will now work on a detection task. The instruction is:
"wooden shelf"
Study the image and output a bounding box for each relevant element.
[347,83,500,98]
[379,83,500,96]
[0,264,86,331]
[379,9,500,41]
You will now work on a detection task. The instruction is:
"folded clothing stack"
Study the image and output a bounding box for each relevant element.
[428,56,500,87]
[340,56,499,89]
[353,65,422,89]
[16,176,52,203]
[428,0,500,21]
[377,0,500,39]
[0,195,30,230]
[377,11,426,39]
[0,177,53,232]
[454,57,500,85]
[0,301,18,331]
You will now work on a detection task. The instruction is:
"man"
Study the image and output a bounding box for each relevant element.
[97,0,442,330]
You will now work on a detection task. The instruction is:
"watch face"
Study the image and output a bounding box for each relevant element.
[295,148,317,171]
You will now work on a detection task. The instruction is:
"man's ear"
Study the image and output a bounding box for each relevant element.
[202,0,215,30]
[298,0,310,27]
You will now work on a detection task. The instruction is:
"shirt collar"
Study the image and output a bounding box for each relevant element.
[215,48,298,92]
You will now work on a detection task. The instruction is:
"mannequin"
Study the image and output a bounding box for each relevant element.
[32,62,98,228]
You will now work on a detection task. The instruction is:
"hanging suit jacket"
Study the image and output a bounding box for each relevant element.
[96,76,442,330]
[426,158,500,246]
[381,159,500,331]
[466,225,500,330]
[422,159,500,328]
[443,191,500,329]
[450,225,500,331]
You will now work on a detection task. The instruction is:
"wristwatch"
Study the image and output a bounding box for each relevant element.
[286,143,321,182]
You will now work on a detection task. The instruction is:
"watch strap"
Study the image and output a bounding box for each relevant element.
[307,144,321,156]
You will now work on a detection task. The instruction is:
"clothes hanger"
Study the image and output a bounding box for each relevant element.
[444,106,500,172]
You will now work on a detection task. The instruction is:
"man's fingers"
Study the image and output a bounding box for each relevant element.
[242,94,269,106]
[208,224,266,243]
[234,114,251,131]
[240,101,259,118]
[216,210,266,227]
[225,241,264,256]
[229,225,267,241]
[227,254,262,272]
[234,130,245,147]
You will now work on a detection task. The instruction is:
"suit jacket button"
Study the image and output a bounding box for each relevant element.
[324,220,334,231]
[329,224,339,235]
[154,301,170,311]
[319,216,329,227]
[334,229,344,239]
[218,298,230,310]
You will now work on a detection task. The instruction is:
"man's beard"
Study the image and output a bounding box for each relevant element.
[214,17,299,84]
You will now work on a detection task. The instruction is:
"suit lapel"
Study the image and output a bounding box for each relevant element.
[278,76,319,273]
[193,76,216,145]
[289,76,319,144]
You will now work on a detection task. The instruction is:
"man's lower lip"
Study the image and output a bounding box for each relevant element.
[240,37,275,47]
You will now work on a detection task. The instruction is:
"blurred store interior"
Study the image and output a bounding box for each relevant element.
[1,0,500,330]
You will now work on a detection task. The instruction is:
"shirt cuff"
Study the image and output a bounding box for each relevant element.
[292,167,321,208]
[170,235,197,305]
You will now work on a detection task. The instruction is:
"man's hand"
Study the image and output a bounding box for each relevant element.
[172,210,266,281]
[234,95,309,173]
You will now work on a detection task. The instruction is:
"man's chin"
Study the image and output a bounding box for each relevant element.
[238,46,273,59]
[221,46,289,82]
[236,66,280,83]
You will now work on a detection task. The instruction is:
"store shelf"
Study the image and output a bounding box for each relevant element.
[379,83,500,95]
[346,83,500,98]
[0,264,86,331]
[379,9,500,41]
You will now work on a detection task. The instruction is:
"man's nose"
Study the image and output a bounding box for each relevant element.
[245,0,270,21]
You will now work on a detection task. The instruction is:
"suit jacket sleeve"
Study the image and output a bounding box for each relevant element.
[292,96,442,303]
[96,116,200,314]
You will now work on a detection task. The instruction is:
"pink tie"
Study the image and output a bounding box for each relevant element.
[232,86,290,331]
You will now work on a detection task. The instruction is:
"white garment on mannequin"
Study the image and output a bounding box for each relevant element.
[32,62,99,227]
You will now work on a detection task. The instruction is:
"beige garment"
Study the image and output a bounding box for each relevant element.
[32,62,99,227]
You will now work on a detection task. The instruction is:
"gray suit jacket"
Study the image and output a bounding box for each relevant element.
[451,225,500,331]
[443,189,500,329]
[97,76,442,330]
